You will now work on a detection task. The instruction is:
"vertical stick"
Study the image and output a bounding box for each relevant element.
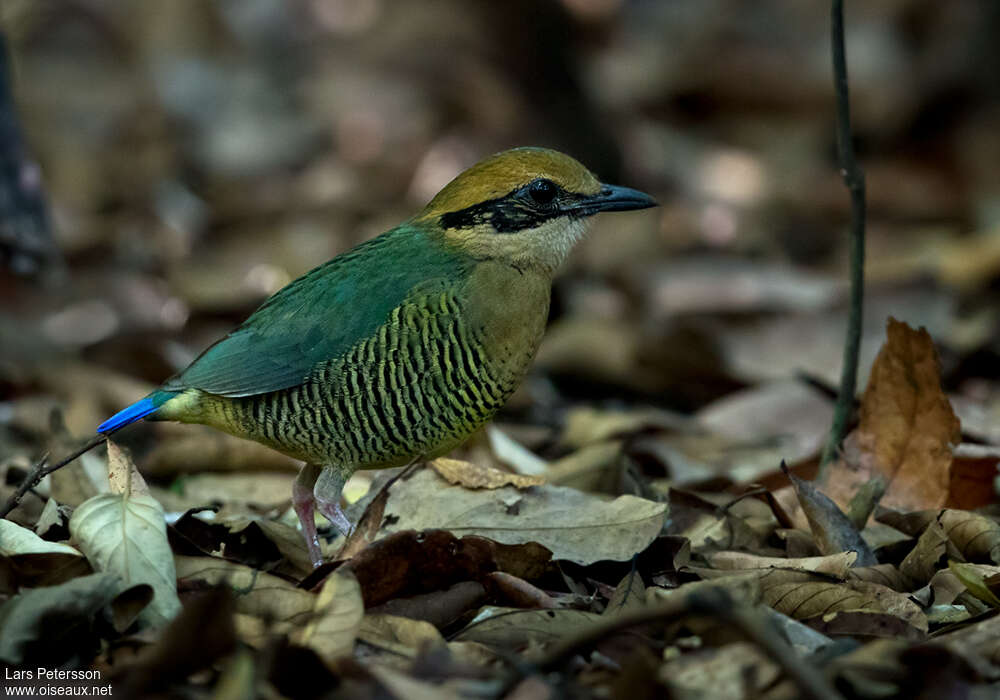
[821,0,867,471]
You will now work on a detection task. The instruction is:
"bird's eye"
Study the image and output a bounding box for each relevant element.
[527,178,557,205]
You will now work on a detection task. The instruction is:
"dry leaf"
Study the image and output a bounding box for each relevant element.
[929,613,1000,680]
[107,440,149,496]
[453,606,603,651]
[938,509,1000,563]
[948,561,1000,608]
[662,642,782,700]
[429,458,544,490]
[855,318,961,510]
[705,551,857,577]
[382,469,666,565]
[369,581,486,629]
[0,520,81,557]
[781,463,876,566]
[358,613,444,657]
[0,573,121,664]
[899,521,960,586]
[174,555,314,632]
[760,575,927,632]
[293,569,363,666]
[803,610,925,640]
[605,571,647,615]
[343,530,550,608]
[487,426,548,476]
[69,443,179,628]
[366,665,465,700]
[847,564,911,592]
[487,572,557,609]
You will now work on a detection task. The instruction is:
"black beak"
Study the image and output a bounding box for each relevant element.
[566,184,657,217]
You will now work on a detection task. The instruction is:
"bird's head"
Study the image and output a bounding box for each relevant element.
[418,147,656,274]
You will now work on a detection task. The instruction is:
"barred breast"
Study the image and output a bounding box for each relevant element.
[218,263,550,467]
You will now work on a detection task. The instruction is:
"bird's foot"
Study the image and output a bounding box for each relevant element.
[317,498,353,538]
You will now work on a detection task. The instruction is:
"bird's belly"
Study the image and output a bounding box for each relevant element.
[217,298,536,468]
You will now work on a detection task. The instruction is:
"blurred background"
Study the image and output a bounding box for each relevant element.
[1,0,999,480]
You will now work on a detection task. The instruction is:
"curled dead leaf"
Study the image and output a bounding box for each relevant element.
[760,576,927,632]
[939,509,1000,563]
[899,521,962,586]
[705,551,857,578]
[429,457,544,490]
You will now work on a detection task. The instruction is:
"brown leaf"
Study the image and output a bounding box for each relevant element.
[429,457,544,490]
[855,318,961,510]
[802,610,925,640]
[341,530,552,608]
[605,571,647,615]
[899,521,961,586]
[781,463,877,565]
[847,564,912,592]
[661,642,782,699]
[939,509,1000,563]
[452,606,603,651]
[368,581,487,629]
[487,572,558,610]
[761,576,928,632]
[928,613,1000,680]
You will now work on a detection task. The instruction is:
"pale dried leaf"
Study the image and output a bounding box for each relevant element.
[663,641,781,699]
[487,426,548,476]
[107,440,148,496]
[359,613,444,657]
[0,519,81,557]
[705,551,856,577]
[293,570,363,665]
[429,458,544,490]
[34,498,63,537]
[383,468,666,565]
[174,555,313,628]
[69,488,179,627]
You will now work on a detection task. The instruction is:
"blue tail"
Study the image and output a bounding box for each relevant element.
[97,391,173,434]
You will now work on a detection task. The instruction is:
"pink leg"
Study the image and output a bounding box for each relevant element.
[293,464,323,567]
[314,466,353,537]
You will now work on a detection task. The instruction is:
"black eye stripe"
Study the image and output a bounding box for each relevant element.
[439,182,586,233]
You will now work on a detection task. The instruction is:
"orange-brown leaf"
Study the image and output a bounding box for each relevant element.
[855,318,961,511]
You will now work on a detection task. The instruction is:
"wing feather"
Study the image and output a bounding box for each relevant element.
[163,226,468,397]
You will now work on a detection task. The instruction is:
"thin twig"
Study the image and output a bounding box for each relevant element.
[497,587,843,700]
[821,0,867,472]
[0,434,105,517]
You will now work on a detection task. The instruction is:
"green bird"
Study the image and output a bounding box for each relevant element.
[95,147,656,566]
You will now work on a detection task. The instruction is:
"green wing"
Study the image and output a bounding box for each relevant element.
[163,225,469,398]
